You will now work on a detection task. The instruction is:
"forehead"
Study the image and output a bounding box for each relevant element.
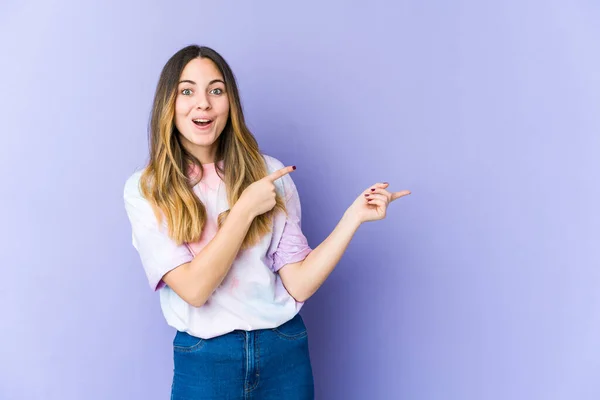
[180,57,224,83]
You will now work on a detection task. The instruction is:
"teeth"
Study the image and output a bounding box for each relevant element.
[193,119,211,123]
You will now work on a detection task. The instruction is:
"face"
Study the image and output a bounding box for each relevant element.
[174,57,230,163]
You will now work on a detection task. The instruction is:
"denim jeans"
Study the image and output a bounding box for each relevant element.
[170,313,314,399]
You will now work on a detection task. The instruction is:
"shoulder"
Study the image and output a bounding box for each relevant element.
[260,153,300,200]
[261,153,286,172]
[123,169,145,202]
[122,169,161,226]
[261,153,294,185]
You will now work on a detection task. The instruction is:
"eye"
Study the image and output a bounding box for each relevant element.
[210,88,224,95]
[181,88,193,96]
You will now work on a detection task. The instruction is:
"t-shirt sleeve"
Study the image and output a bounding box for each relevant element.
[271,170,313,272]
[123,173,194,291]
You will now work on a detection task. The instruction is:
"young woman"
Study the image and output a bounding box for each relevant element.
[123,45,410,399]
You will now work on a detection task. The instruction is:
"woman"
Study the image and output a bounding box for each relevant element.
[123,45,410,399]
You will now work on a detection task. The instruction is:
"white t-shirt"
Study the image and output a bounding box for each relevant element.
[123,154,312,339]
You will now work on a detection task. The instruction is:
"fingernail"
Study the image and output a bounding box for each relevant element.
[383,182,389,184]
[364,194,369,197]
[292,166,297,170]
[370,188,375,192]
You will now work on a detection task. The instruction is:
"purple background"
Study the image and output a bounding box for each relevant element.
[2,1,599,399]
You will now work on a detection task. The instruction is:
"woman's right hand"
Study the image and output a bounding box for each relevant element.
[237,165,296,219]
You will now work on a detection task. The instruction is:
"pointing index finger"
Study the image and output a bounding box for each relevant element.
[266,165,296,182]
[391,190,411,201]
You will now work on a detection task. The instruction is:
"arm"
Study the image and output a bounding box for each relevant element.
[162,204,254,307]
[279,182,411,302]
[278,211,360,302]
[156,165,297,307]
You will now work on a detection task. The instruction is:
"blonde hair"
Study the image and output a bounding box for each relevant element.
[139,45,285,249]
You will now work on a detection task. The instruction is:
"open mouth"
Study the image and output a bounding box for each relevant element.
[192,118,213,127]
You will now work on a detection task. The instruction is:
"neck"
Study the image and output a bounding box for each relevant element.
[183,142,218,165]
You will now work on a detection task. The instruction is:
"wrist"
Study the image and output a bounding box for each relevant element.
[231,202,256,225]
[341,210,362,230]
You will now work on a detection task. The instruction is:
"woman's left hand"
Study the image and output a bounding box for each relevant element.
[345,182,411,224]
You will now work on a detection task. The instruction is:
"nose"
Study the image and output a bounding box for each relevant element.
[195,94,211,110]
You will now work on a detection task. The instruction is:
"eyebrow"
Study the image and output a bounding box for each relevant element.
[178,79,225,86]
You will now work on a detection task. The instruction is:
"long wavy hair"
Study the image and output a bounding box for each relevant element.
[139,45,286,249]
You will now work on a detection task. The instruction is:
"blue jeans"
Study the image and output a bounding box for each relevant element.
[170,313,314,399]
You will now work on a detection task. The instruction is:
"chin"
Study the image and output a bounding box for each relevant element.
[184,131,221,147]
[191,136,217,147]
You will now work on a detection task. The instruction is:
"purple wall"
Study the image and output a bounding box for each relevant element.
[1,1,599,399]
